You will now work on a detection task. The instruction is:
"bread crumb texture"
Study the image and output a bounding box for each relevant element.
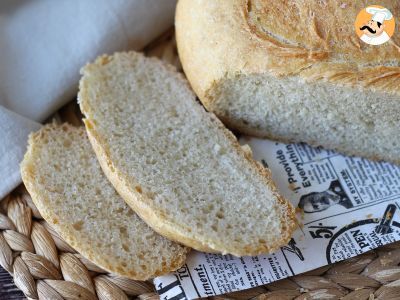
[20,123,188,280]
[79,51,296,256]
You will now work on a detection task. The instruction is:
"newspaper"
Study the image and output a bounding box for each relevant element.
[154,137,400,299]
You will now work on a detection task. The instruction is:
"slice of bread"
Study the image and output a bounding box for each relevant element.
[175,0,400,164]
[78,51,296,256]
[20,123,188,280]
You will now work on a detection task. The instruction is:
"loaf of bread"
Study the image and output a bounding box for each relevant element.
[20,124,188,280]
[176,0,400,164]
[78,51,296,256]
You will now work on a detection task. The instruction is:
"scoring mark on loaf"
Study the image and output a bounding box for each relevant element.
[240,0,399,85]
[243,0,329,60]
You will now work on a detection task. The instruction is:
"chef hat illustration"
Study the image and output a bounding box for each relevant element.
[366,7,393,24]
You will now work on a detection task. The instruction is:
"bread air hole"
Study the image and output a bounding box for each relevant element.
[216,211,224,219]
[216,207,225,219]
[72,220,84,231]
[63,139,71,147]
[122,243,130,252]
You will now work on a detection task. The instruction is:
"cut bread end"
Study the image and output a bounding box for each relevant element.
[79,51,297,256]
[20,123,189,280]
[204,72,400,164]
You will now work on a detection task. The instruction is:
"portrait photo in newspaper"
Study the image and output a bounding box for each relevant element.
[298,180,353,213]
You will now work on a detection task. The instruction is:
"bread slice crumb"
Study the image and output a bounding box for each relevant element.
[79,51,296,256]
[20,123,188,280]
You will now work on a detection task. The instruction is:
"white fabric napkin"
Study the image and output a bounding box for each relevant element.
[0,0,177,200]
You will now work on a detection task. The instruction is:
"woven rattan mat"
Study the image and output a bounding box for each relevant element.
[1,31,400,300]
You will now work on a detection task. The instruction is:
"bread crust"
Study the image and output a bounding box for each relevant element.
[176,0,400,163]
[176,0,400,102]
[79,52,297,257]
[20,124,189,280]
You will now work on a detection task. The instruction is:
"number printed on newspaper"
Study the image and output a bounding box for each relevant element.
[154,137,400,299]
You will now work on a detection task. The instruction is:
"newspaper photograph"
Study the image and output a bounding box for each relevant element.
[154,137,400,299]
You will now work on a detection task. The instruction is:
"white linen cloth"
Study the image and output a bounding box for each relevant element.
[0,0,177,200]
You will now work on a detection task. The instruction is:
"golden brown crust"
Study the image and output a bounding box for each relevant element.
[79,52,297,256]
[176,0,400,103]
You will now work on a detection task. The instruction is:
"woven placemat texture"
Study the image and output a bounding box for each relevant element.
[2,30,400,300]
[3,181,400,299]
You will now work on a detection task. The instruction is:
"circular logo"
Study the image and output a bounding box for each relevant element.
[354,5,395,45]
